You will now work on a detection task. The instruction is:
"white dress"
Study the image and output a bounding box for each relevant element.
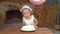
[23,15,37,28]
[23,15,34,25]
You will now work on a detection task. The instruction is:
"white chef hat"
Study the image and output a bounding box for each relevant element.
[20,5,32,12]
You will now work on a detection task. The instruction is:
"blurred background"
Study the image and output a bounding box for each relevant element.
[0,0,59,34]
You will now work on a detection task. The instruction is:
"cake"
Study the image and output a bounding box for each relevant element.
[21,25,36,31]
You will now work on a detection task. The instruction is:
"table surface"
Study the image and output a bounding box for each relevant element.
[0,27,53,34]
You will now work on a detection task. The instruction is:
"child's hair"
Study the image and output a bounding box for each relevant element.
[20,5,33,15]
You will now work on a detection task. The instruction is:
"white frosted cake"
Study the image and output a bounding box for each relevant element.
[21,25,36,31]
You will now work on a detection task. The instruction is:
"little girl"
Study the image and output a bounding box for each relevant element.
[20,5,38,28]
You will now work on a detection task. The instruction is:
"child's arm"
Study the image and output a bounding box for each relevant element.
[22,19,25,26]
[34,17,38,26]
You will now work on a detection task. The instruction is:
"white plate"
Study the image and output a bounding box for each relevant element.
[20,25,36,31]
[21,29,36,31]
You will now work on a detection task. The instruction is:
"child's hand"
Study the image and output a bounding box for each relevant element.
[31,24,36,26]
[31,24,38,29]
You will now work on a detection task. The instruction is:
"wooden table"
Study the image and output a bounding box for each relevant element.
[0,28,53,34]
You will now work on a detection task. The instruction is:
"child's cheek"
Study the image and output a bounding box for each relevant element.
[24,15,27,17]
[27,14,30,16]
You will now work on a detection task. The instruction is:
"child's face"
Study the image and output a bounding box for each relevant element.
[23,9,31,18]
